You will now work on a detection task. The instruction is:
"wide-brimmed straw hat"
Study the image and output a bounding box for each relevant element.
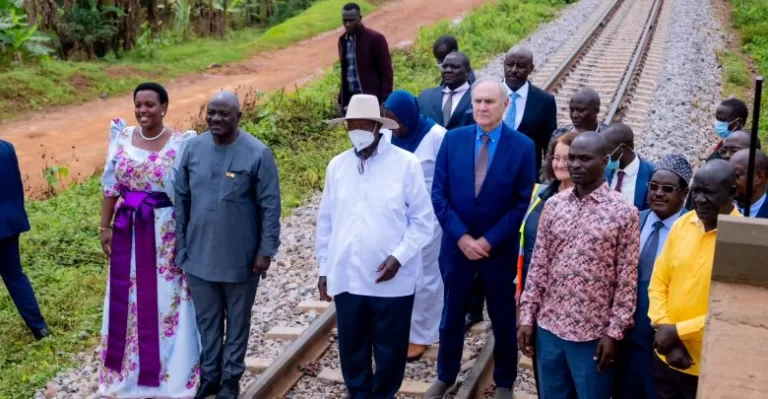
[327,94,399,129]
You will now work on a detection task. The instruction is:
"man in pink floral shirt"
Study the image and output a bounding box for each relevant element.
[518,132,640,399]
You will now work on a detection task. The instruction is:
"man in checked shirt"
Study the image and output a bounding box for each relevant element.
[518,132,640,399]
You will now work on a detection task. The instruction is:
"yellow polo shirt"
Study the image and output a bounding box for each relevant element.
[648,208,741,376]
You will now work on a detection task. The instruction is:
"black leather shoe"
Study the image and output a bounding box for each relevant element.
[195,378,220,399]
[216,379,239,399]
[464,315,483,333]
[32,327,50,341]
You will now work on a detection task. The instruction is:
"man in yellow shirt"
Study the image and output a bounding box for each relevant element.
[648,159,741,399]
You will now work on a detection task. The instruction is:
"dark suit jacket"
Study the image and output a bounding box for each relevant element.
[417,85,474,130]
[514,83,557,171]
[432,123,536,269]
[0,139,31,240]
[605,157,655,211]
[337,25,393,107]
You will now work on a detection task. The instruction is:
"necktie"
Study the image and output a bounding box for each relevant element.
[475,134,490,196]
[638,221,664,282]
[442,91,454,126]
[615,170,626,193]
[504,92,519,127]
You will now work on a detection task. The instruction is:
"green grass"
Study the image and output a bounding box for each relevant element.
[0,0,375,122]
[718,49,751,100]
[0,0,571,396]
[726,0,768,141]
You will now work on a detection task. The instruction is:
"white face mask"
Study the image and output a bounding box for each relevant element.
[348,129,376,152]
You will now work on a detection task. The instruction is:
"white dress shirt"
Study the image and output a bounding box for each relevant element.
[640,209,684,259]
[316,136,435,298]
[610,155,640,205]
[441,82,471,117]
[505,81,529,130]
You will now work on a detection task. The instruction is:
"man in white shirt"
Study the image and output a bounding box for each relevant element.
[602,123,655,211]
[317,94,434,399]
[729,148,768,218]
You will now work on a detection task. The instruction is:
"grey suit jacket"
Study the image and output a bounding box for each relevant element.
[174,131,281,283]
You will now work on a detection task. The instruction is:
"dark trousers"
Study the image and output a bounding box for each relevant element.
[438,260,517,388]
[0,235,47,332]
[335,292,414,399]
[535,326,615,399]
[652,354,698,399]
[615,280,656,399]
[186,273,258,384]
[466,274,485,321]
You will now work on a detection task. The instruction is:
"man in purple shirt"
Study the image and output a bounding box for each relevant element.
[518,132,639,398]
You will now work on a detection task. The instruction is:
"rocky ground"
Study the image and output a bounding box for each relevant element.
[34,0,726,397]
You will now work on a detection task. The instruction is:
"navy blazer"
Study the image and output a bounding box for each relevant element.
[515,83,558,171]
[605,157,655,211]
[752,196,768,218]
[432,123,536,267]
[417,85,474,130]
[0,139,31,240]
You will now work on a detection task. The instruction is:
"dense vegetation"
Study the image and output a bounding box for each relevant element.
[0,0,572,397]
[0,0,374,120]
[724,0,768,139]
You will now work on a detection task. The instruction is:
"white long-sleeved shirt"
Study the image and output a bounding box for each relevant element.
[316,136,435,297]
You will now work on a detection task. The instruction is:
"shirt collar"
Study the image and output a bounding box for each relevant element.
[566,181,611,203]
[648,208,684,230]
[476,123,503,142]
[619,155,641,176]
[506,81,529,100]
[689,206,742,232]
[443,81,470,94]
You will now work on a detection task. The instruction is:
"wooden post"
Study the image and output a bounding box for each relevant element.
[698,216,768,398]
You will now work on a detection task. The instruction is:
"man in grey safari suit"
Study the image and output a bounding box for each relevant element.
[175,91,281,399]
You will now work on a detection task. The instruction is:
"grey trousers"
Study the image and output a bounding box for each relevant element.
[186,273,258,383]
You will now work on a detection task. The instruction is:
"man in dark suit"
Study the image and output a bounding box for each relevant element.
[730,148,768,218]
[602,123,655,211]
[502,46,557,174]
[425,77,536,399]
[0,139,49,340]
[615,154,692,399]
[418,51,475,131]
[337,2,393,115]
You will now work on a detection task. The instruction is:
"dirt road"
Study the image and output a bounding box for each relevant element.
[1,0,485,197]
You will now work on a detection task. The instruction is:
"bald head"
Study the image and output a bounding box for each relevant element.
[571,131,607,155]
[504,46,534,91]
[730,149,768,205]
[602,123,634,149]
[207,90,242,139]
[569,88,601,131]
[691,159,736,226]
[720,130,755,161]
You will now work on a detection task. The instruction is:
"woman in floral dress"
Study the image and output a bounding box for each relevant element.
[98,82,200,398]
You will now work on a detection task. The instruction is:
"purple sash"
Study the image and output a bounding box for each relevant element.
[105,191,172,387]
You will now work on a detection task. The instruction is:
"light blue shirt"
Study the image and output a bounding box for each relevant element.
[475,123,503,164]
[640,209,684,260]
[736,193,766,218]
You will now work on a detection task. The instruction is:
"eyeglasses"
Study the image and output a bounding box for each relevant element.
[549,156,567,165]
[648,182,681,193]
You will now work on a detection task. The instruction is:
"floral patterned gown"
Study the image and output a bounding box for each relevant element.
[99,118,201,398]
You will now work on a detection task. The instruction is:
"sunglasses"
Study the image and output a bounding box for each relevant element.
[648,182,681,193]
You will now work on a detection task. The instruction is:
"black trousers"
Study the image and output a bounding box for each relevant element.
[0,235,47,332]
[467,274,485,321]
[335,292,414,399]
[652,353,698,399]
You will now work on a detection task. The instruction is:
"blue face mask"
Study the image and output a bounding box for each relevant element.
[714,120,732,139]
[606,145,624,173]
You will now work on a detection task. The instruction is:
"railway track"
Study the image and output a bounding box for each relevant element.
[237,0,669,397]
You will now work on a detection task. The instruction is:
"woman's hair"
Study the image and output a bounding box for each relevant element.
[541,131,579,182]
[133,82,169,105]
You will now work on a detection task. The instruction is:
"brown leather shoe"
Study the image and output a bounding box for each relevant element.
[407,343,428,361]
